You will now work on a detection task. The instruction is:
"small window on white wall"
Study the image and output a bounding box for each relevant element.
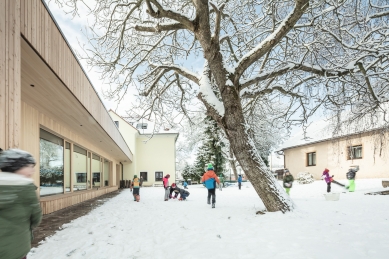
[140,172,148,181]
[347,145,362,160]
[155,171,163,181]
[307,152,316,166]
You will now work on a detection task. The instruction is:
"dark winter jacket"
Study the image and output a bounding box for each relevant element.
[174,187,190,198]
[346,170,356,180]
[170,185,180,195]
[0,172,42,259]
[283,174,294,188]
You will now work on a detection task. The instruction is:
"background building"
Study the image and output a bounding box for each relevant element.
[109,111,178,186]
[280,129,389,180]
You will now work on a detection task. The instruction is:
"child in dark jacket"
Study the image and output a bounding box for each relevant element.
[173,187,190,201]
[346,168,357,192]
[169,183,179,199]
[283,169,294,195]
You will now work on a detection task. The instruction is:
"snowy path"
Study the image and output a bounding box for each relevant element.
[29,179,389,259]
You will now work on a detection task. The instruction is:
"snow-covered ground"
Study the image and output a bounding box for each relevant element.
[29,179,389,259]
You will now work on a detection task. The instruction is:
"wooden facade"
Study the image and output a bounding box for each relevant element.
[1,0,132,214]
[40,186,118,215]
[0,0,21,150]
[19,0,133,161]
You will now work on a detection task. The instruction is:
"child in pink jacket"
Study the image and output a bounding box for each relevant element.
[322,168,332,193]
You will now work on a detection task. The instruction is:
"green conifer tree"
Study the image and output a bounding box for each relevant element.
[194,116,226,177]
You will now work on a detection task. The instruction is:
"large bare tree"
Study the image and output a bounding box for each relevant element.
[53,0,389,212]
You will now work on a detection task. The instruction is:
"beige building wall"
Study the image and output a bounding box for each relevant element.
[109,111,178,185]
[136,134,177,186]
[109,111,138,180]
[284,132,389,180]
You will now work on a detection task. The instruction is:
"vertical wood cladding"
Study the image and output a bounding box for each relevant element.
[19,0,132,159]
[0,0,21,150]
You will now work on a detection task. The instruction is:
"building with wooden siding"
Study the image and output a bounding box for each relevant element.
[1,0,135,214]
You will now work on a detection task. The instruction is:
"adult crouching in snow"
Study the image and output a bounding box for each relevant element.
[163,174,170,201]
[0,149,42,259]
[175,188,190,201]
[201,163,220,208]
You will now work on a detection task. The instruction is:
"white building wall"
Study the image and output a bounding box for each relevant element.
[136,134,177,186]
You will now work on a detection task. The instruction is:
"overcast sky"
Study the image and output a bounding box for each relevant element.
[45,0,134,114]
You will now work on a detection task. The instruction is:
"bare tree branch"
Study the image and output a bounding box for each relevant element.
[146,0,195,31]
[135,22,187,32]
[234,0,310,83]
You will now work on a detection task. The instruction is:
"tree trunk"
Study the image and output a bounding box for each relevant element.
[229,146,239,180]
[222,91,294,212]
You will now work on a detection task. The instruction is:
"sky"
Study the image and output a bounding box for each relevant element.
[45,0,132,114]
[29,179,389,259]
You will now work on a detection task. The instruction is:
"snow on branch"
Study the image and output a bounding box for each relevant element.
[240,61,352,91]
[140,64,199,97]
[135,22,187,32]
[367,10,389,21]
[234,0,309,82]
[241,85,303,99]
[145,0,194,31]
[198,62,225,117]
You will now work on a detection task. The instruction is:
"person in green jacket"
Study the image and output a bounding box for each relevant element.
[283,169,294,195]
[0,149,42,259]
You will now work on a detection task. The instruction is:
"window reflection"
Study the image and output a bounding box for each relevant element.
[74,145,87,191]
[104,159,110,186]
[92,153,101,188]
[40,129,64,196]
[64,142,71,192]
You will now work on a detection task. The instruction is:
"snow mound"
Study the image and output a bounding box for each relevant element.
[296,172,315,184]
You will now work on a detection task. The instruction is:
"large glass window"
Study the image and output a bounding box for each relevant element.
[73,145,87,191]
[64,142,71,192]
[87,152,91,189]
[104,159,110,186]
[39,129,64,196]
[92,153,101,188]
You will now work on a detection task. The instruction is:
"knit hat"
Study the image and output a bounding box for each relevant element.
[207,163,214,170]
[323,168,329,174]
[0,149,36,173]
[166,174,170,178]
[133,175,138,179]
